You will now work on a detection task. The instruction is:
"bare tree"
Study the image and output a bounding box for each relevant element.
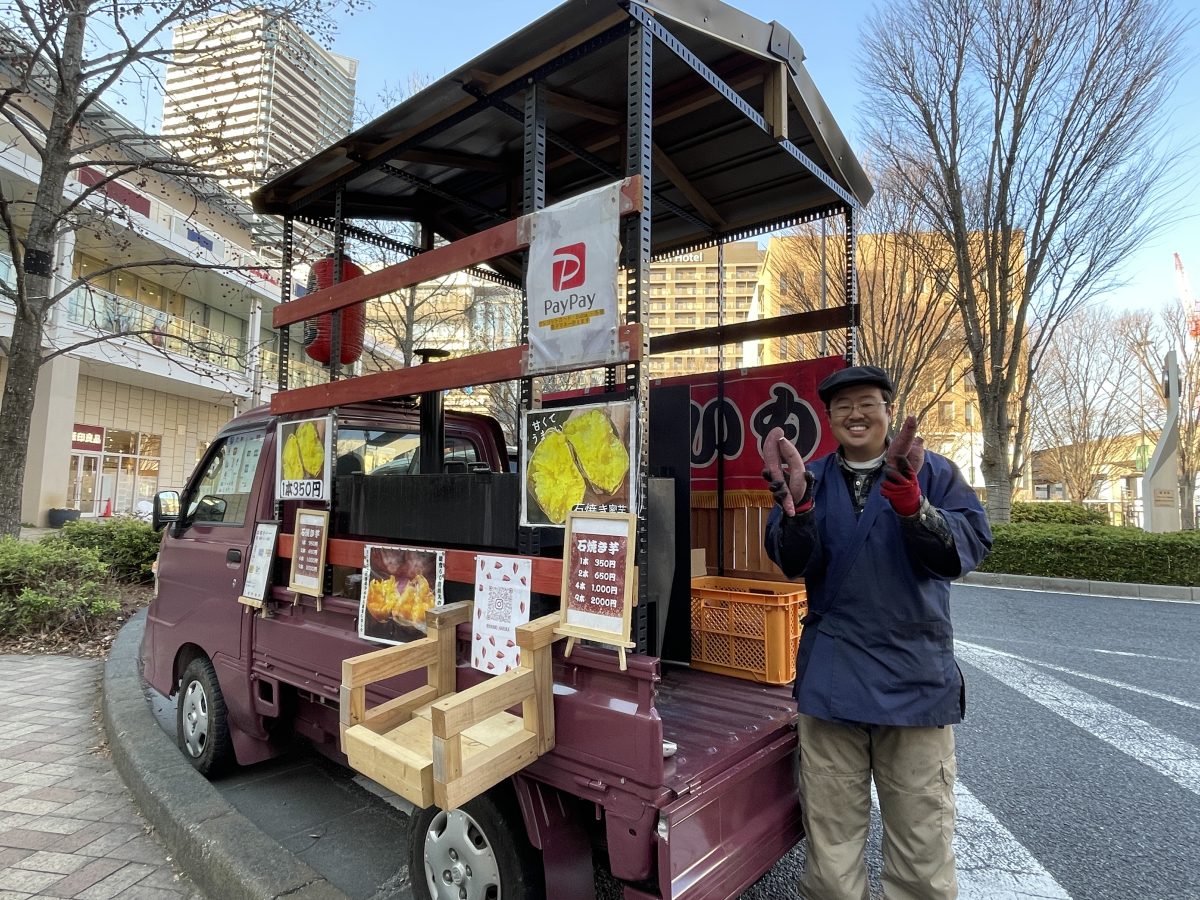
[766,163,963,423]
[862,0,1189,521]
[1030,306,1140,503]
[0,0,359,536]
[1122,302,1200,527]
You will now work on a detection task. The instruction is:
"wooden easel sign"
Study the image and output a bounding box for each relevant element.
[288,508,329,608]
[557,510,636,670]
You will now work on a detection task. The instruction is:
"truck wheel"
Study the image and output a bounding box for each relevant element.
[176,656,234,777]
[409,789,544,900]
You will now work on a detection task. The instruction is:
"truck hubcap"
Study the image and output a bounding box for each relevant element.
[180,681,209,758]
[425,809,502,899]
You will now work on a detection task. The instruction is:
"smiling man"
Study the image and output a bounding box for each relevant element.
[761,365,992,900]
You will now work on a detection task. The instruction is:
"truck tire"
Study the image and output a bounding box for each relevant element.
[176,656,234,777]
[408,788,544,900]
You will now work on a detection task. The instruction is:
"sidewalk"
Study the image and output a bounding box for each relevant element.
[0,655,200,899]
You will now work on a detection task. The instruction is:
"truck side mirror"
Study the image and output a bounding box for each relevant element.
[152,490,181,531]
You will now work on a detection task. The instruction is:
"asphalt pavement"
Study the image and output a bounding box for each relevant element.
[92,583,1200,899]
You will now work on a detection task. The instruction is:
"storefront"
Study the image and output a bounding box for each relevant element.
[67,423,161,517]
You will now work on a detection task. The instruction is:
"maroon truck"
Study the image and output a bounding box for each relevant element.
[141,2,872,898]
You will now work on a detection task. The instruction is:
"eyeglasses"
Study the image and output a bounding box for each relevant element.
[829,399,886,419]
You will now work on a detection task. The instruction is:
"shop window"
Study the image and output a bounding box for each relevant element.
[187,430,266,526]
[104,429,137,454]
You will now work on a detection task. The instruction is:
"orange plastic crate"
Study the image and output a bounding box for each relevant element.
[690,576,807,685]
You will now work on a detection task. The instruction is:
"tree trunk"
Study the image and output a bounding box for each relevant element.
[978,392,1013,523]
[0,296,47,536]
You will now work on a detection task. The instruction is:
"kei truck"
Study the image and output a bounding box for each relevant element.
[140,1,874,898]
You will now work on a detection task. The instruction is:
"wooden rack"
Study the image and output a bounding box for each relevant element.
[339,603,562,809]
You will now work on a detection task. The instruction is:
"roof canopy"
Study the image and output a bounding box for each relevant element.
[252,0,872,260]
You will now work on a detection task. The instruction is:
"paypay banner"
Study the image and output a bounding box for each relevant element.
[526,182,622,374]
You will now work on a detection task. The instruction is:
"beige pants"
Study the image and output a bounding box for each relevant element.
[798,714,958,900]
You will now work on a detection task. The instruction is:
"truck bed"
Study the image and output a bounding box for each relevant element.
[656,663,797,796]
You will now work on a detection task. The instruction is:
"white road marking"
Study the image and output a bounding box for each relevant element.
[868,782,1072,898]
[954,782,1073,900]
[957,641,1200,711]
[957,643,1200,796]
[957,634,1189,663]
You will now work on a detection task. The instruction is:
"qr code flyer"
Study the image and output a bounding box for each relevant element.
[471,555,533,674]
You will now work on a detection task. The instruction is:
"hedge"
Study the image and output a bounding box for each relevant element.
[51,517,161,583]
[1010,502,1108,526]
[0,537,117,638]
[978,523,1200,586]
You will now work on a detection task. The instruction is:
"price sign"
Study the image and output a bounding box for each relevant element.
[288,509,329,598]
[238,522,279,609]
[557,511,636,668]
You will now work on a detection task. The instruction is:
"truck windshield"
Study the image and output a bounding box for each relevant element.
[335,427,484,476]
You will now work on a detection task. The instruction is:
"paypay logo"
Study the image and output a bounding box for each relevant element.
[551,242,586,291]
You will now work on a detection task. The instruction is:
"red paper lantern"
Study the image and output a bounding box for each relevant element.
[302,255,366,365]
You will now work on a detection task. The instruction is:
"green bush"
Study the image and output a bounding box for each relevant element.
[979,523,1200,585]
[0,537,117,637]
[52,517,161,583]
[1010,502,1109,526]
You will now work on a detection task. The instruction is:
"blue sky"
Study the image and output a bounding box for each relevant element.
[329,0,1200,317]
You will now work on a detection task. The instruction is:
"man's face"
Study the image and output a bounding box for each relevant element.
[827,385,891,461]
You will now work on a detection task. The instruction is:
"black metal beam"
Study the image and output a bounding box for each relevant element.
[648,304,861,355]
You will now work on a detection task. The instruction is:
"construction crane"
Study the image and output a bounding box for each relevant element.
[1176,253,1199,340]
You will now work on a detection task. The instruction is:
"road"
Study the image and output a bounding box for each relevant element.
[158,584,1200,898]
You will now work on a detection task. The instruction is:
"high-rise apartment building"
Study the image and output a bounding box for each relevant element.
[645,241,765,378]
[162,11,357,200]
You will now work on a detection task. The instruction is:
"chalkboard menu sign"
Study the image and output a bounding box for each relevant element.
[558,510,636,669]
[288,509,329,599]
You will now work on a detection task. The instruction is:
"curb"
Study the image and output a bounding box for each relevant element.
[102,610,352,900]
[959,571,1200,602]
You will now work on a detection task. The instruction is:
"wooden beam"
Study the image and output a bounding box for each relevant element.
[393,148,509,173]
[269,323,643,414]
[763,62,789,141]
[652,144,727,229]
[280,535,566,596]
[273,176,644,328]
[649,305,860,355]
[538,88,622,125]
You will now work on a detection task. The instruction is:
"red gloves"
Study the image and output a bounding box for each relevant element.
[881,463,921,516]
[882,415,925,517]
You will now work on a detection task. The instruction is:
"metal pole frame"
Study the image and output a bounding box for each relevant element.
[624,18,653,654]
[330,190,345,381]
[843,206,858,364]
[715,240,726,576]
[625,3,859,212]
[522,81,547,416]
[277,215,294,391]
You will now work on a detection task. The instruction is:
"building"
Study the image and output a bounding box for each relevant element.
[0,33,344,524]
[162,11,357,200]
[755,232,991,492]
[644,242,764,378]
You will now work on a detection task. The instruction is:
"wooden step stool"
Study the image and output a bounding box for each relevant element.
[339,603,561,810]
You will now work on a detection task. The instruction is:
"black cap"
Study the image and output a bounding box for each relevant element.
[817,365,895,406]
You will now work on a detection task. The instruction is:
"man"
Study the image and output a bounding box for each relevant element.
[761,365,991,900]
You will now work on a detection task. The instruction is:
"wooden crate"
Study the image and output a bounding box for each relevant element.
[340,603,561,809]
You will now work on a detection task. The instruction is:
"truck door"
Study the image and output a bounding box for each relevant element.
[151,426,267,729]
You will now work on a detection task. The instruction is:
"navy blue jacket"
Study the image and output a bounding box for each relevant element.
[765,451,992,726]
